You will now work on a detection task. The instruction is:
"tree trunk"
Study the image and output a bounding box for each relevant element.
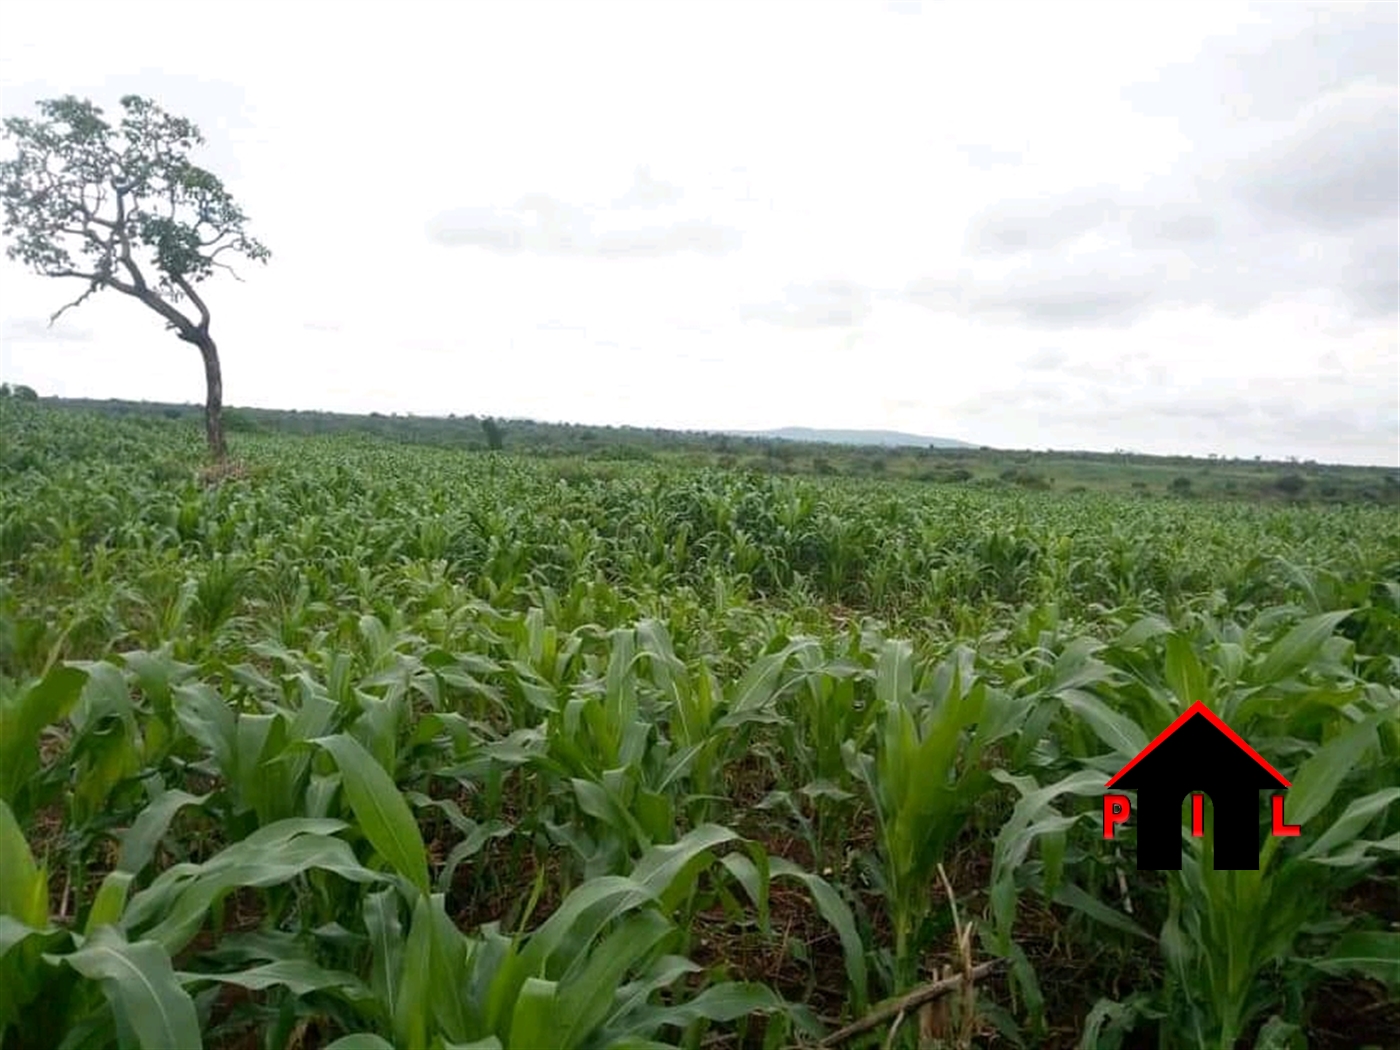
[195,332,227,462]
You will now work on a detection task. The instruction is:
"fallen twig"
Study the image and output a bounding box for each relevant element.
[815,959,1006,1047]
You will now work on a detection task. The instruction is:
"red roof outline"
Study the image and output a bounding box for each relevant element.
[1105,701,1291,788]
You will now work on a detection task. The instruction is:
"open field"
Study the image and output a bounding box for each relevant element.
[1,399,1397,1049]
[36,397,1400,506]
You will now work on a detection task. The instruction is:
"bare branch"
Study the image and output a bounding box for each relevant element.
[47,276,103,325]
[210,258,245,282]
[199,227,235,250]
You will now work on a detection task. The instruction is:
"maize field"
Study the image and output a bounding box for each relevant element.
[1,400,1396,1049]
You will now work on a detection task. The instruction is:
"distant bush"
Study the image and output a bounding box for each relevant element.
[1170,476,1193,495]
[223,408,259,433]
[812,456,836,476]
[1000,468,1050,490]
[588,445,653,463]
[1275,473,1305,496]
[919,467,973,484]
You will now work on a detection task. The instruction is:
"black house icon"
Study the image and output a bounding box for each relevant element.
[1107,701,1290,870]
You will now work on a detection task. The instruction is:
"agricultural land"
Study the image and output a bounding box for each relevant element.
[1,397,1397,1049]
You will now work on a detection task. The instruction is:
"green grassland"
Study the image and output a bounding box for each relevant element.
[1,398,1397,1049]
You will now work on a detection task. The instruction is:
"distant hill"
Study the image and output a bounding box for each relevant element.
[728,427,975,449]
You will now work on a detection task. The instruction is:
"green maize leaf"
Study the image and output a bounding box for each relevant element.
[51,927,202,1050]
[1301,786,1400,862]
[121,648,195,713]
[116,789,210,875]
[556,910,674,1045]
[176,958,371,998]
[1113,615,1172,651]
[314,733,431,894]
[630,824,740,912]
[1078,996,1156,1050]
[426,894,473,1043]
[84,872,135,935]
[875,638,914,709]
[393,893,433,1050]
[0,914,65,1035]
[717,850,770,934]
[603,955,703,1031]
[487,877,657,1029]
[1251,609,1355,685]
[1052,882,1153,941]
[1303,829,1400,867]
[1058,689,1149,759]
[0,800,47,928]
[364,886,404,1021]
[508,977,563,1048]
[1283,713,1383,828]
[1252,1016,1305,1050]
[720,639,812,720]
[1164,633,1207,707]
[1303,931,1400,987]
[120,820,378,954]
[0,664,86,807]
[171,683,237,780]
[769,857,868,1012]
[627,981,787,1032]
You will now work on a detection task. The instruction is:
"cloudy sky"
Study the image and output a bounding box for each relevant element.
[1,1,1396,465]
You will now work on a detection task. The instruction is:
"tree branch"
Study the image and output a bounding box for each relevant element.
[109,187,151,294]
[172,272,210,331]
[48,276,104,325]
[210,259,245,282]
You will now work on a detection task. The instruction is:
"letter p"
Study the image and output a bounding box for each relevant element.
[1103,794,1131,839]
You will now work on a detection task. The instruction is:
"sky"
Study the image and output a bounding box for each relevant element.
[0,1,1396,465]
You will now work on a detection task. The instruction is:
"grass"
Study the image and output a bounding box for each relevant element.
[1,398,1397,1050]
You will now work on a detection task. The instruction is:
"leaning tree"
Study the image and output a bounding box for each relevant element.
[1,95,270,461]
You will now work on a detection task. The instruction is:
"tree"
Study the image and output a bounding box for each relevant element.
[0,95,270,461]
[481,417,504,451]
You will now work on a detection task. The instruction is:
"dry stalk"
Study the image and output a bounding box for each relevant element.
[813,960,1004,1047]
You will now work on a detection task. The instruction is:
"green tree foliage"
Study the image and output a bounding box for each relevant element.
[481,416,504,451]
[0,95,270,461]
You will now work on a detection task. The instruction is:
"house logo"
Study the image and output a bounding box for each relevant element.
[1102,702,1299,870]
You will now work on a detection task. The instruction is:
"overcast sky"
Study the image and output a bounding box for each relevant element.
[1,1,1396,465]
